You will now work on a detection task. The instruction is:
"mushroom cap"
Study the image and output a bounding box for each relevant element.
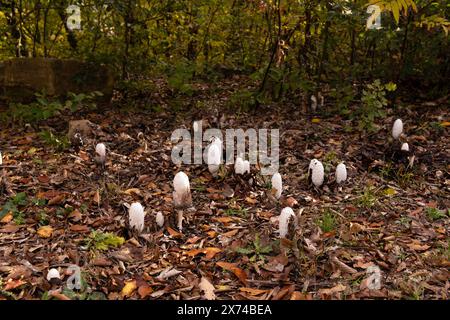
[336,163,347,184]
[279,207,296,238]
[46,268,61,281]
[243,160,250,174]
[174,171,190,194]
[129,202,145,232]
[310,160,324,187]
[271,173,282,199]
[235,157,245,175]
[392,119,403,139]
[207,143,221,166]
[95,143,106,157]
[401,142,409,152]
[156,212,164,228]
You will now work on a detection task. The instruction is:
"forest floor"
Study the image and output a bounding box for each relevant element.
[0,76,449,300]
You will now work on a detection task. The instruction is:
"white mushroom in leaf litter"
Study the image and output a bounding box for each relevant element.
[173,171,192,231]
[156,212,164,228]
[95,143,106,165]
[129,202,145,233]
[207,143,221,177]
[335,163,347,184]
[279,207,296,238]
[311,95,318,111]
[392,119,403,139]
[310,159,324,187]
[243,160,250,174]
[235,156,245,175]
[401,143,409,152]
[46,268,61,282]
[271,172,282,199]
[173,171,192,208]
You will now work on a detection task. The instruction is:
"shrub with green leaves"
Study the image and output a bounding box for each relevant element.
[85,231,125,251]
[39,130,70,151]
[0,192,28,224]
[426,207,448,221]
[0,91,102,124]
[356,80,397,132]
[316,209,336,233]
[235,233,273,262]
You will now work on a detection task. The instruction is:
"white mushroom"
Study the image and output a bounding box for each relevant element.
[392,119,403,139]
[279,207,296,238]
[311,95,317,111]
[243,160,250,174]
[129,202,145,233]
[46,268,61,282]
[401,142,409,152]
[235,157,245,175]
[156,212,164,228]
[310,159,324,187]
[207,143,221,177]
[95,143,106,164]
[173,171,192,208]
[271,173,282,199]
[335,163,347,184]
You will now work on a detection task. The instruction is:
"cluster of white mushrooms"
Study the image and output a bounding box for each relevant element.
[392,118,409,151]
[309,159,348,187]
[122,128,350,239]
[41,117,409,282]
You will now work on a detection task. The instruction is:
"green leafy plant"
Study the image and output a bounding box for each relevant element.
[1,91,101,123]
[0,192,28,224]
[235,233,273,262]
[396,216,412,229]
[426,207,448,221]
[316,209,337,233]
[355,187,378,209]
[167,60,196,95]
[369,0,418,24]
[85,231,125,251]
[356,80,396,132]
[224,207,248,218]
[330,84,355,115]
[228,89,262,111]
[39,130,70,151]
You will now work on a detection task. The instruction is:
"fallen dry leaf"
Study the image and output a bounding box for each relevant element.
[216,261,247,285]
[167,226,183,238]
[290,291,313,300]
[48,194,65,206]
[138,283,153,299]
[4,279,27,291]
[407,241,431,252]
[199,277,216,300]
[0,224,20,233]
[121,280,137,297]
[186,247,222,260]
[156,268,182,281]
[37,225,53,238]
[123,188,141,196]
[319,284,347,296]
[239,287,268,296]
[0,212,13,223]
[69,224,90,233]
[93,190,101,205]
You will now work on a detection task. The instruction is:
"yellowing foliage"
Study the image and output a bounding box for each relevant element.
[368,0,418,24]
